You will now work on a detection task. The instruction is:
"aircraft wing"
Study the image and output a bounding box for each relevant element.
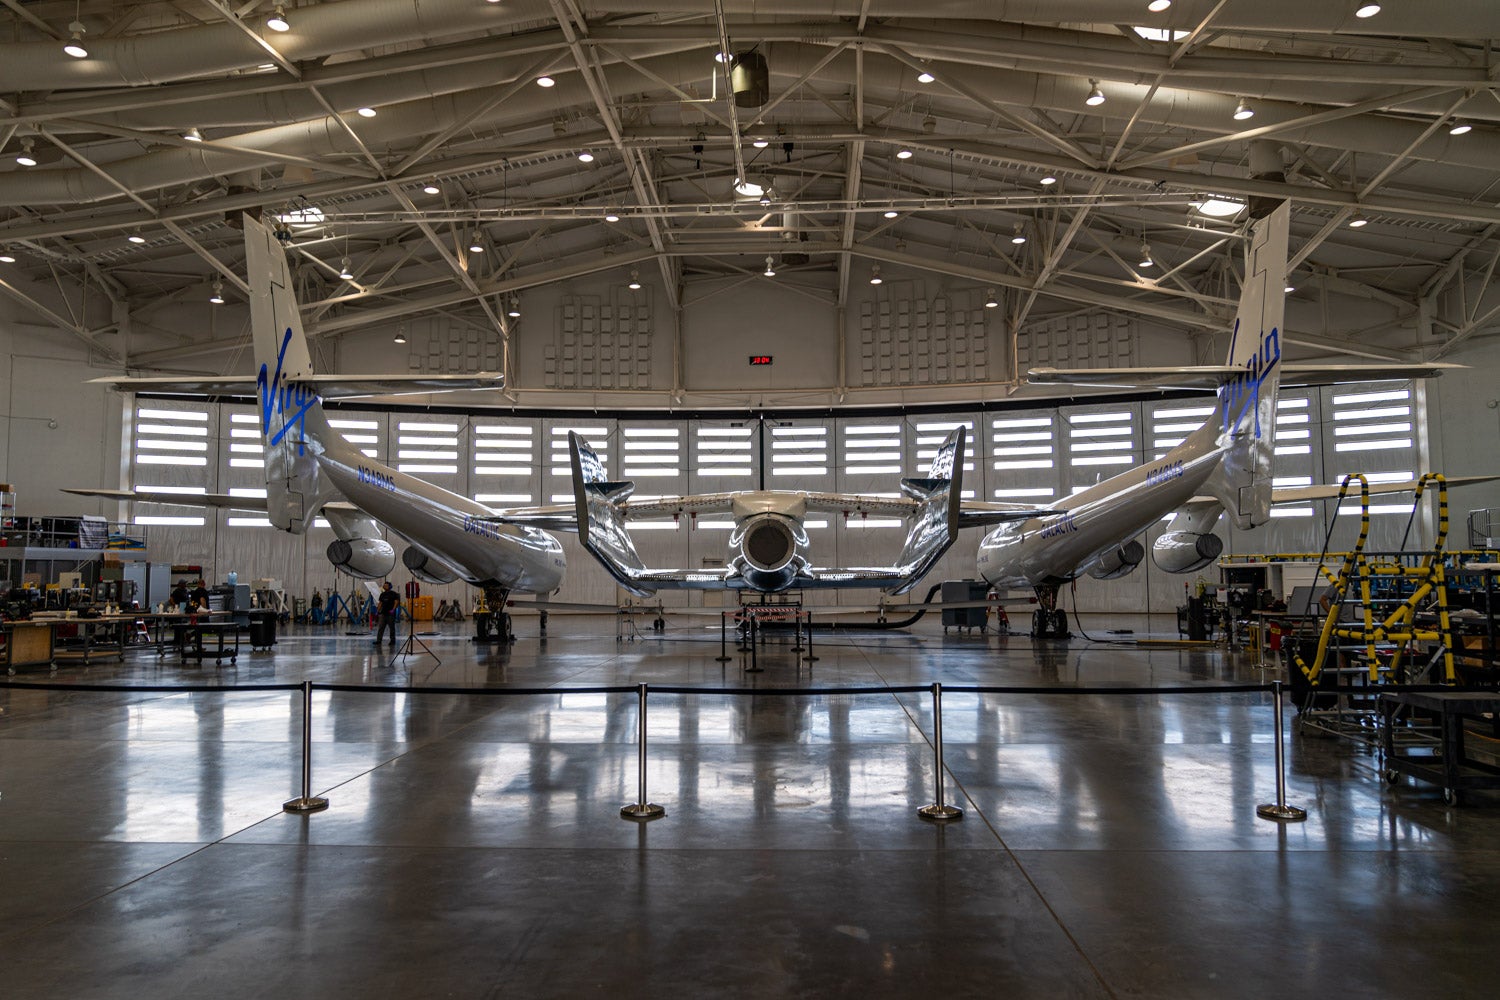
[62,487,268,510]
[1028,362,1460,390]
[62,489,371,516]
[1266,474,1499,505]
[87,372,503,399]
[1180,474,1498,509]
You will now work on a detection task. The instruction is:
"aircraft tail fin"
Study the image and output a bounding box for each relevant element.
[569,432,655,596]
[244,213,345,533]
[888,427,965,595]
[1204,200,1290,529]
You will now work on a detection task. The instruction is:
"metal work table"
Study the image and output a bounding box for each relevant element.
[1379,690,1500,805]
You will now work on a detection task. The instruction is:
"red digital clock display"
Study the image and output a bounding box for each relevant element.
[749,355,774,366]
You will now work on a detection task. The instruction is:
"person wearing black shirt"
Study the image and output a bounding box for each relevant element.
[170,581,190,608]
[189,580,211,611]
[375,581,400,646]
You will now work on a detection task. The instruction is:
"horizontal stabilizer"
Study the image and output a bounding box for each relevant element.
[1028,362,1461,390]
[88,372,503,399]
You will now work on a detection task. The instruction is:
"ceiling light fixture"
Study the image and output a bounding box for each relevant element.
[752,137,769,149]
[1148,0,1172,11]
[628,269,642,290]
[916,68,936,84]
[604,209,620,222]
[1284,283,1296,294]
[15,139,37,167]
[984,288,999,309]
[883,209,899,219]
[714,51,732,64]
[763,256,776,277]
[209,280,225,305]
[183,127,203,142]
[536,75,556,88]
[422,179,440,194]
[1233,98,1254,121]
[393,330,407,344]
[0,251,16,263]
[63,21,88,59]
[1085,79,1106,106]
[895,146,913,160]
[577,151,595,163]
[1040,173,1057,186]
[338,256,354,280]
[1192,197,1245,218]
[1011,225,1027,245]
[1449,120,1473,135]
[869,265,883,285]
[266,5,290,32]
[127,232,146,245]
[468,233,485,253]
[507,299,521,318]
[1355,3,1381,17]
[1138,242,1155,268]
[1348,211,1369,228]
[356,107,376,118]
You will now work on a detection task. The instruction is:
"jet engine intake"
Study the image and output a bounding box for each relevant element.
[739,514,797,573]
[327,537,395,579]
[1086,540,1145,580]
[1152,530,1224,574]
[402,546,460,585]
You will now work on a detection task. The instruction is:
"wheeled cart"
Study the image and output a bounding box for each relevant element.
[1379,691,1500,805]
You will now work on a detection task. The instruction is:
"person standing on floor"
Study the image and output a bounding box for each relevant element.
[375,581,400,646]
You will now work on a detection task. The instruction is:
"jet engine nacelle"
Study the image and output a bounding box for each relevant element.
[1152,530,1224,574]
[1086,540,1145,580]
[729,512,806,593]
[402,546,461,585]
[326,537,396,579]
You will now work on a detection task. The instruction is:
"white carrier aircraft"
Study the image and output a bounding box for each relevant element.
[68,214,565,639]
[975,200,1457,637]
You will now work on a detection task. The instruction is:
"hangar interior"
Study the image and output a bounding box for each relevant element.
[3,2,1500,997]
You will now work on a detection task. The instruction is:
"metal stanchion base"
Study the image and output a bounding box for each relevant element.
[620,803,666,821]
[917,804,964,822]
[803,654,819,663]
[1256,803,1307,822]
[283,796,329,814]
[715,655,733,663]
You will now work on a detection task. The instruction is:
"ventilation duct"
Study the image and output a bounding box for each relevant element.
[731,50,769,108]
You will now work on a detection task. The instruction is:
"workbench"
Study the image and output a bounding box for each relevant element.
[1380,690,1500,805]
[2,620,56,672]
[177,621,240,665]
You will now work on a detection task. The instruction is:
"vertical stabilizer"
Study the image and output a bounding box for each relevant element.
[889,427,965,594]
[1207,200,1289,529]
[244,214,343,533]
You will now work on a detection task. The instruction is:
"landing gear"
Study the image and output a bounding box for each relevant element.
[1030,583,1071,639]
[473,584,515,643]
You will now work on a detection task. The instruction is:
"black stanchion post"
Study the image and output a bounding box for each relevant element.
[803,611,818,663]
[736,609,750,652]
[792,610,806,653]
[746,612,762,673]
[1257,680,1307,822]
[283,680,329,814]
[621,682,665,821]
[716,610,731,663]
[918,681,963,822]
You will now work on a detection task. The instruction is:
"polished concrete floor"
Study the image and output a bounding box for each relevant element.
[2,612,1497,998]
